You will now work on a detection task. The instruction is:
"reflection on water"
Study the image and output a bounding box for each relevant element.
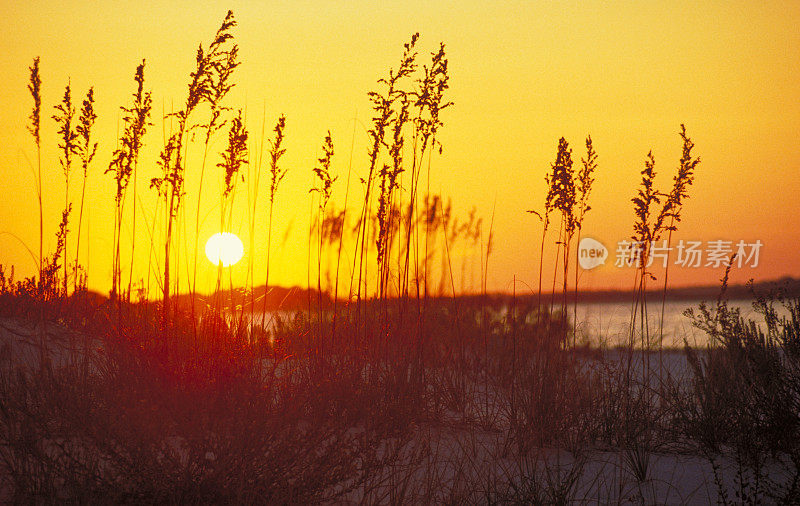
[574,299,791,348]
[247,298,790,349]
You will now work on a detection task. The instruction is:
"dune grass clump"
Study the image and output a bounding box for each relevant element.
[191,14,240,321]
[530,135,597,345]
[0,302,390,503]
[627,125,699,384]
[669,273,800,504]
[150,10,238,319]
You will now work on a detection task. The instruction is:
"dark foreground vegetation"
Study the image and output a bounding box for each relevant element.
[1,275,800,503]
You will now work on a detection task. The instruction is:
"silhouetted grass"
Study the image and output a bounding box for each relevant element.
[108,61,152,302]
[3,11,797,504]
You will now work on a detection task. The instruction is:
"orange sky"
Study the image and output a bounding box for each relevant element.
[0,0,798,296]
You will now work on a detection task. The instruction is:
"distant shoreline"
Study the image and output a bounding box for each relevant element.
[79,277,799,311]
[544,276,800,303]
[397,277,800,305]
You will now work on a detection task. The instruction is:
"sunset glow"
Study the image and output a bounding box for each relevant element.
[3,3,800,502]
[0,1,797,295]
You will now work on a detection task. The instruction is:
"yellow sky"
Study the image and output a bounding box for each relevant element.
[1,0,798,296]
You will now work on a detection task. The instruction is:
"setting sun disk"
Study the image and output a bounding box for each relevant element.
[205,232,244,267]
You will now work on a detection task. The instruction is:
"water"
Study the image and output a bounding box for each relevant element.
[574,298,791,348]
[248,298,791,348]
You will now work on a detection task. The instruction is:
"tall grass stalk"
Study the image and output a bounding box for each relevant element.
[481,203,495,422]
[421,62,449,303]
[262,115,287,324]
[331,114,357,340]
[630,151,659,368]
[191,15,238,328]
[311,132,336,316]
[658,125,699,354]
[573,136,597,344]
[403,42,451,302]
[246,103,266,327]
[377,99,408,299]
[355,33,417,308]
[73,88,97,293]
[217,109,248,307]
[26,57,45,366]
[151,11,235,320]
[629,126,698,377]
[52,82,79,296]
[108,61,152,301]
[529,170,554,327]
[539,138,576,346]
[27,58,42,289]
[556,139,577,343]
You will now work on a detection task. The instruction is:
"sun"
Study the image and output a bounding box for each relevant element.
[205,232,244,267]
